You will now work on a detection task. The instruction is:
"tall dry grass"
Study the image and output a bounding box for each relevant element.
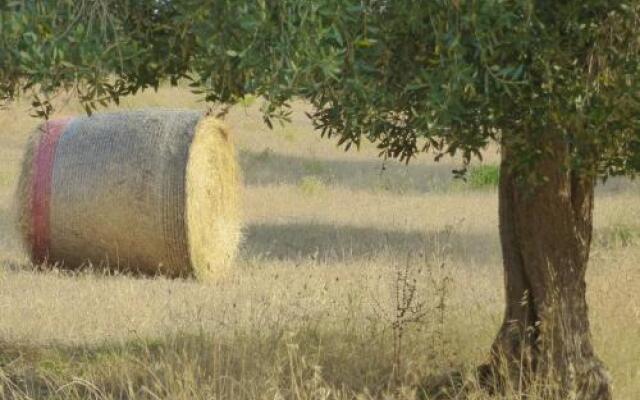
[0,88,638,399]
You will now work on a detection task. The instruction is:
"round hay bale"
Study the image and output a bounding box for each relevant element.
[16,110,241,281]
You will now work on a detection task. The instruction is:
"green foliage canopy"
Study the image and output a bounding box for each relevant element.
[2,0,640,177]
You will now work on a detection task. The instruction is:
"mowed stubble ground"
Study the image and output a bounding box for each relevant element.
[0,88,638,399]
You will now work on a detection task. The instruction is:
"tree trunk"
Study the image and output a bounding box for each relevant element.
[481,140,612,399]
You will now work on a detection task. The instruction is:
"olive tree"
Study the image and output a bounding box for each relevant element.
[3,1,640,398]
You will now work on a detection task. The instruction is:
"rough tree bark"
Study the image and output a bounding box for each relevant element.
[480,139,612,399]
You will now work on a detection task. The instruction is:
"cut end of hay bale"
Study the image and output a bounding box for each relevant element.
[186,117,242,282]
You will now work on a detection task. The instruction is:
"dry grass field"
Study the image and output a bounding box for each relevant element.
[0,88,638,399]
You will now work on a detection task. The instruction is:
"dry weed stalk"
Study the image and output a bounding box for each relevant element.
[370,223,459,390]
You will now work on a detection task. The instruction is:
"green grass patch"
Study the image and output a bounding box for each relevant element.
[275,126,299,143]
[302,159,328,176]
[595,222,640,248]
[0,170,14,187]
[467,165,499,189]
[299,175,326,196]
[238,94,257,107]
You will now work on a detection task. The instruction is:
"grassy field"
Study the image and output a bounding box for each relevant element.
[0,88,638,399]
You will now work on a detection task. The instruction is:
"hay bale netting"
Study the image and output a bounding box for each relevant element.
[16,110,241,280]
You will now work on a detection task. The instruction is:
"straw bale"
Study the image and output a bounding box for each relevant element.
[15,110,241,280]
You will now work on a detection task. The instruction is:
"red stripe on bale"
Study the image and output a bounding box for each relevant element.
[30,118,72,264]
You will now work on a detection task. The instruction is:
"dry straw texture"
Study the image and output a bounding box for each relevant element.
[15,109,241,280]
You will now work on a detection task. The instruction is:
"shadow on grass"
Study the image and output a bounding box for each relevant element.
[0,326,401,399]
[241,222,500,264]
[239,149,461,193]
